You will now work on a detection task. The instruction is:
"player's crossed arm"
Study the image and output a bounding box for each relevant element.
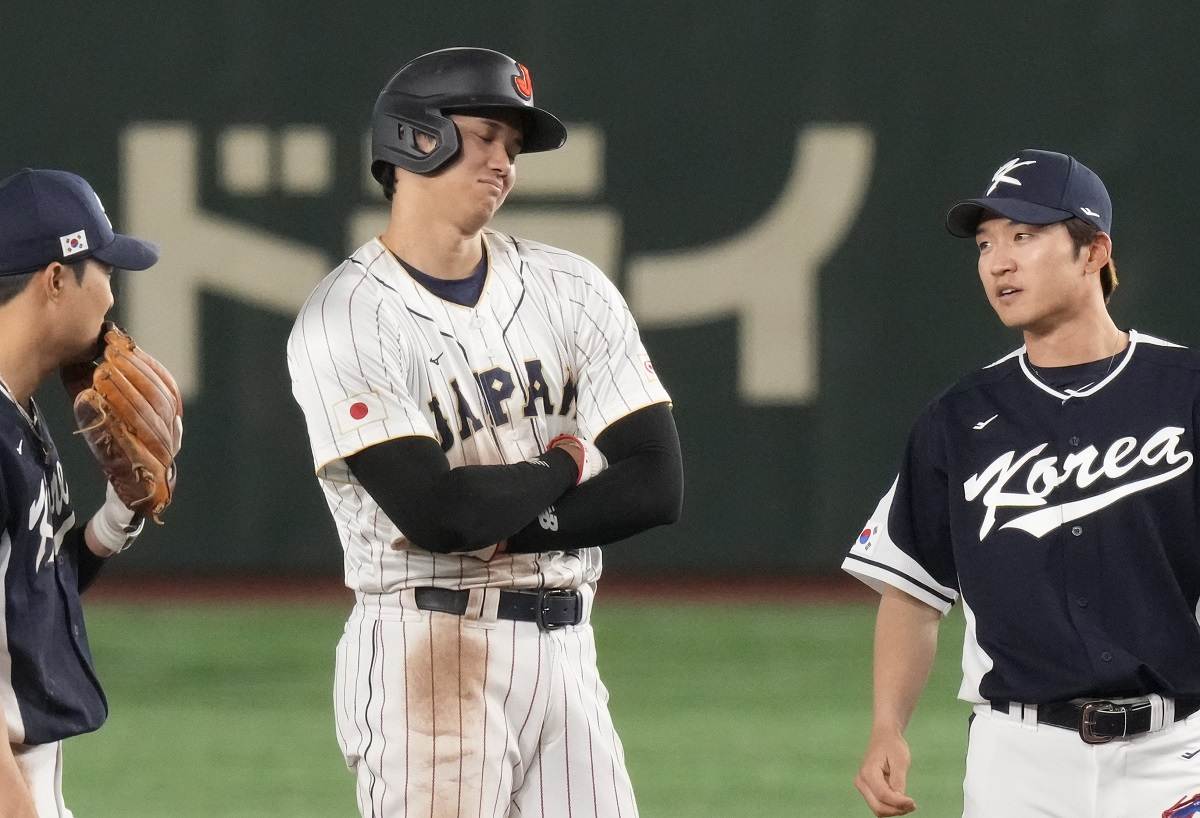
[347,435,586,553]
[506,402,683,553]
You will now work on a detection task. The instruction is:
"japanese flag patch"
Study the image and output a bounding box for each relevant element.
[60,230,88,257]
[334,392,388,436]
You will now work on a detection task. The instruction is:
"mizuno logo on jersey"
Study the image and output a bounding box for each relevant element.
[963,426,1194,540]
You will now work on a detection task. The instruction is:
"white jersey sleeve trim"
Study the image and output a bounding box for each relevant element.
[841,476,958,615]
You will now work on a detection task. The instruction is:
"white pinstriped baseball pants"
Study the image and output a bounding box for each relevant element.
[335,587,639,818]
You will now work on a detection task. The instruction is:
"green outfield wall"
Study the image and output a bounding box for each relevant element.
[5,1,1193,575]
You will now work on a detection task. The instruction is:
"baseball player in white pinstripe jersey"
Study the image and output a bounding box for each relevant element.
[286,48,683,818]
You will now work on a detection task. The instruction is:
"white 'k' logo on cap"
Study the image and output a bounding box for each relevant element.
[1081,206,1100,218]
[59,230,88,257]
[987,158,1037,196]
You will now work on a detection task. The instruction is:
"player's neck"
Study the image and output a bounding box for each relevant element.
[0,310,55,404]
[1022,311,1126,368]
[381,209,485,281]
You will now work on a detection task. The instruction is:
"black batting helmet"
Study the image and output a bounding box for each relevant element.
[370,47,567,182]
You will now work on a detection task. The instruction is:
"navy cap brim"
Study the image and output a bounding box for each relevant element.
[91,233,159,271]
[945,198,1076,238]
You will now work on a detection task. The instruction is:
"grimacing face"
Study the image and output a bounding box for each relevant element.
[975,217,1099,333]
[404,112,525,231]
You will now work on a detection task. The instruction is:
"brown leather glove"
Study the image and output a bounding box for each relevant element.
[62,323,184,523]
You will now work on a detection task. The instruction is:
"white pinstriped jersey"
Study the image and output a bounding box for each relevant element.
[287,229,670,594]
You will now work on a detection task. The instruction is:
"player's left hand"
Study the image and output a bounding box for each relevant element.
[62,322,184,523]
[855,728,917,816]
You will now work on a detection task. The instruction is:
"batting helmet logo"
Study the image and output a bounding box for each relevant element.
[512,63,533,100]
[1164,793,1200,818]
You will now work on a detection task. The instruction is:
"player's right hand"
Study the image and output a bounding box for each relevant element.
[548,434,607,485]
[854,728,917,816]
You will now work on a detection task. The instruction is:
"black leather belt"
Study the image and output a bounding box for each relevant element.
[991,696,1200,744]
[413,587,583,631]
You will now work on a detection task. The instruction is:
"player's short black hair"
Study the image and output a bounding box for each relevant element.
[381,163,396,201]
[0,261,89,307]
[1064,218,1118,303]
[380,131,442,201]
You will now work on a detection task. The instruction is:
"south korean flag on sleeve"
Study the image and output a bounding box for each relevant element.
[842,402,960,614]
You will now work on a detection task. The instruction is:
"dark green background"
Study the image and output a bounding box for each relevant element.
[4,2,1193,576]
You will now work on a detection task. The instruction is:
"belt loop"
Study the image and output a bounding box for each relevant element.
[1021,703,1039,730]
[577,582,595,625]
[1152,694,1174,731]
[473,588,501,624]
[398,589,420,614]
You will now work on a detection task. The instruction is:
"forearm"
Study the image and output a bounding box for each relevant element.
[349,438,579,553]
[507,403,683,553]
[75,526,109,592]
[428,452,579,549]
[505,448,682,551]
[872,585,941,734]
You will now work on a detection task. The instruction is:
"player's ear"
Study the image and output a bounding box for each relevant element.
[1085,232,1113,275]
[41,262,69,302]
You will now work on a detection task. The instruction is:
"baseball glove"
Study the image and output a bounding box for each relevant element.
[62,323,183,523]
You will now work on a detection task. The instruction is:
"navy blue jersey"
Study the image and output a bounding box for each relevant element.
[844,330,1200,704]
[0,392,106,745]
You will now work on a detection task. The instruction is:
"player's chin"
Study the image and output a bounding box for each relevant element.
[989,302,1028,329]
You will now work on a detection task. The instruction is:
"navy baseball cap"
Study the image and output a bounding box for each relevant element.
[0,169,159,276]
[945,149,1112,238]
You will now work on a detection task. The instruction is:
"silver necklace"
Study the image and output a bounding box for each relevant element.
[0,371,51,462]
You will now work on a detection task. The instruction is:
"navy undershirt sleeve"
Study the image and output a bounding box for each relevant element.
[71,526,107,592]
[347,438,579,553]
[506,403,684,553]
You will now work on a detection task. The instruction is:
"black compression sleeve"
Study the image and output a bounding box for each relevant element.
[506,403,683,553]
[347,437,578,554]
[71,526,107,592]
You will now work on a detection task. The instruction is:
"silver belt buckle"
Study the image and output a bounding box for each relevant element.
[1079,700,1119,744]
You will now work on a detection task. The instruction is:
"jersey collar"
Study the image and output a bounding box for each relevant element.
[1011,329,1143,402]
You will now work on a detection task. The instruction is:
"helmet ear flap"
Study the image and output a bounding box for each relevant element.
[371,106,461,179]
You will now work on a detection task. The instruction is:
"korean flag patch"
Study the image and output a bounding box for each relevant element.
[59,230,88,257]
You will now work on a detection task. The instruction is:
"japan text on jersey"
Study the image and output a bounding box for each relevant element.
[0,396,106,745]
[287,229,670,594]
[844,332,1200,705]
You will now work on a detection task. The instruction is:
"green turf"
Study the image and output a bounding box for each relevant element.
[63,600,969,817]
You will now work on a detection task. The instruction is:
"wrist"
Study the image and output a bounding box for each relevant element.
[548,434,607,485]
[86,484,145,556]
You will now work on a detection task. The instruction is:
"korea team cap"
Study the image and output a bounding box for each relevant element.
[945,149,1112,238]
[0,168,159,276]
